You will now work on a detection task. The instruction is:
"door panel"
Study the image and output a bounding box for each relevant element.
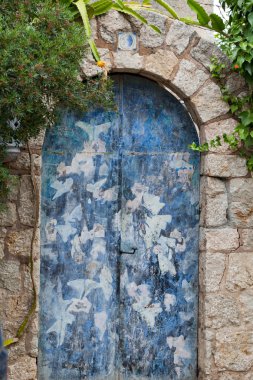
[39,75,199,380]
[39,110,121,379]
[119,75,199,379]
[119,153,199,379]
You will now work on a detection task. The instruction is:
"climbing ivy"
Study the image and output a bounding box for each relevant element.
[190,0,253,171]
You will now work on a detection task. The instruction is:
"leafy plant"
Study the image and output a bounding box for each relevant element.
[219,0,253,82]
[190,0,253,171]
[0,0,114,210]
[0,0,114,145]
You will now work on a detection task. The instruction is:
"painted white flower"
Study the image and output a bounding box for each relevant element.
[51,178,73,199]
[126,282,162,328]
[45,219,57,242]
[167,335,191,365]
[95,311,107,340]
[164,293,176,312]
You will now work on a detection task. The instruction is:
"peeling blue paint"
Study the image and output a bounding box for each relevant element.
[39,74,199,379]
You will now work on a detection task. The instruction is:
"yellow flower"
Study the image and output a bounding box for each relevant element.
[97,60,106,68]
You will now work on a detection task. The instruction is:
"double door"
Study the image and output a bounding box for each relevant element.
[39,74,200,379]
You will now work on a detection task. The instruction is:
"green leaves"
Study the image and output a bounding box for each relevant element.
[0,0,114,142]
[89,0,113,17]
[191,0,253,171]
[185,1,225,33]
[248,12,253,26]
[74,0,100,60]
[187,0,209,25]
[189,142,209,152]
[112,3,161,33]
[209,13,225,32]
[239,111,253,126]
[152,0,179,19]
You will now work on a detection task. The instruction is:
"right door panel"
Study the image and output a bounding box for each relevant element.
[118,75,199,379]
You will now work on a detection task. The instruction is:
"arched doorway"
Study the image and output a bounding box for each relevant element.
[39,74,200,379]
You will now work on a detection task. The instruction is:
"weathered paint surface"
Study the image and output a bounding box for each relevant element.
[39,74,199,379]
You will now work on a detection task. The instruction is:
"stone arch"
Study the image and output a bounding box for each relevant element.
[2,10,252,380]
[51,12,251,379]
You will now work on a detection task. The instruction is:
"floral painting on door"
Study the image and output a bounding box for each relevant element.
[39,74,200,379]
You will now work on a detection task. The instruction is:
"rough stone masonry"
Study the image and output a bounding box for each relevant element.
[0,6,253,380]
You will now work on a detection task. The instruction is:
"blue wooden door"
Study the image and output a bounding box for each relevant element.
[39,74,199,380]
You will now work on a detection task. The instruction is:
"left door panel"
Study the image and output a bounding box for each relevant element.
[39,107,120,380]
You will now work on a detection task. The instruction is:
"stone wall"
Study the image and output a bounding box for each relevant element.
[0,137,43,380]
[1,8,253,380]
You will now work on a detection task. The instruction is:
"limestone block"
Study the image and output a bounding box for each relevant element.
[0,260,21,293]
[225,72,246,94]
[200,119,238,153]
[8,355,37,380]
[201,176,226,197]
[33,260,40,305]
[99,10,131,43]
[80,48,112,78]
[0,228,7,238]
[8,152,40,172]
[6,229,37,260]
[28,130,45,150]
[81,58,102,78]
[191,82,230,123]
[0,292,24,337]
[0,202,17,227]
[23,264,34,297]
[190,38,229,70]
[201,154,248,178]
[229,202,253,228]
[204,294,240,329]
[200,177,227,227]
[7,176,20,201]
[172,59,209,97]
[90,18,98,40]
[199,227,206,251]
[166,20,197,55]
[203,252,226,292]
[228,178,253,227]
[140,13,167,48]
[0,239,4,260]
[143,50,178,81]
[112,51,143,72]
[202,193,228,227]
[230,177,249,198]
[7,339,27,362]
[240,229,253,249]
[18,176,35,226]
[198,328,215,375]
[239,289,253,325]
[201,228,239,252]
[1,266,34,337]
[25,315,38,358]
[193,26,216,43]
[215,329,253,371]
[218,372,253,380]
[226,252,253,291]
